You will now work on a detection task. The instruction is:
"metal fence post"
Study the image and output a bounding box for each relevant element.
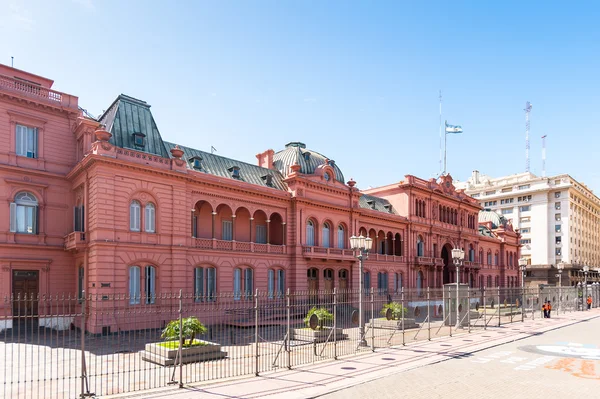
[483,286,486,330]
[370,288,375,352]
[255,289,259,376]
[333,287,338,360]
[467,287,471,333]
[401,287,405,346]
[497,286,501,327]
[178,289,183,388]
[427,287,431,341]
[286,288,291,369]
[80,290,90,398]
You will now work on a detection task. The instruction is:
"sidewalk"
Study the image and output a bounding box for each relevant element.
[108,310,600,399]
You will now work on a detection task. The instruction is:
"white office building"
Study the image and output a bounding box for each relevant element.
[456,171,600,286]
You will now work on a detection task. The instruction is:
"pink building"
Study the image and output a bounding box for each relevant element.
[0,65,520,331]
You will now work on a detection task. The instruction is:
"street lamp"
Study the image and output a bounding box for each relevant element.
[350,234,372,346]
[556,262,564,314]
[519,258,528,322]
[583,265,589,311]
[451,247,465,329]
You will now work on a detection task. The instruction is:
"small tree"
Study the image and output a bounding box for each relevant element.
[303,307,333,330]
[161,316,207,347]
[380,302,407,320]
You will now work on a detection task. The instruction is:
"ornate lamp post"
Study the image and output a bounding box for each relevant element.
[451,247,465,329]
[350,234,372,346]
[556,262,564,313]
[583,265,589,311]
[519,258,528,322]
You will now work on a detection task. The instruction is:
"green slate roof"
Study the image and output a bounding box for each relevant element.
[163,142,287,190]
[359,194,397,214]
[478,225,495,238]
[478,210,508,229]
[273,142,345,182]
[97,94,170,158]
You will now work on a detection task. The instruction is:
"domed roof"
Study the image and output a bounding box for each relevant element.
[478,210,508,229]
[273,142,345,182]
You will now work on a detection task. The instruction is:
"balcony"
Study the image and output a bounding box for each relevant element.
[302,246,355,260]
[434,258,445,266]
[414,256,434,266]
[0,73,78,111]
[463,261,480,269]
[194,238,286,255]
[64,232,86,251]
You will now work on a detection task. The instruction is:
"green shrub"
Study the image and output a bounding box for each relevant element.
[303,307,333,330]
[380,302,407,320]
[161,317,207,347]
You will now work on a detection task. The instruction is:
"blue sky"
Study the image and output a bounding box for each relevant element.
[2,1,599,191]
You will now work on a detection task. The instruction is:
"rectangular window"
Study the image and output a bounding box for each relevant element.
[74,205,85,232]
[555,225,561,233]
[207,267,216,301]
[16,124,38,158]
[520,239,531,244]
[555,248,562,256]
[485,191,495,196]
[471,193,480,198]
[194,267,204,301]
[337,228,345,249]
[518,184,530,190]
[277,270,285,297]
[234,268,241,300]
[520,228,530,234]
[556,236,562,243]
[306,223,315,246]
[555,213,561,221]
[501,187,513,193]
[501,208,513,215]
[255,225,267,244]
[222,220,233,241]
[555,202,561,210]
[364,271,371,291]
[77,267,85,301]
[555,192,561,198]
[244,268,253,298]
[268,269,275,299]
[192,215,198,238]
[12,203,37,234]
[520,217,531,223]
[519,205,531,212]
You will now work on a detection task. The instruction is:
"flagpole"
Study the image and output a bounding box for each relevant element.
[439,90,442,175]
[443,120,447,175]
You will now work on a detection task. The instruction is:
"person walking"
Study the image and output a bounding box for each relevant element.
[542,301,548,318]
[547,301,552,318]
[587,295,592,310]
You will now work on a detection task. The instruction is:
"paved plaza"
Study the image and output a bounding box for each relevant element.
[105,309,599,399]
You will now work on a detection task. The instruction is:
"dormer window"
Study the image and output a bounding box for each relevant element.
[303,152,311,161]
[189,156,202,170]
[384,204,392,213]
[329,160,335,168]
[229,166,241,179]
[366,200,375,210]
[132,132,145,147]
[262,174,274,187]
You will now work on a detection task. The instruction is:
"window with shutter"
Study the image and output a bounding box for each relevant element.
[337,226,345,249]
[13,192,38,234]
[277,270,285,297]
[194,267,204,301]
[322,223,330,248]
[255,225,267,244]
[145,203,155,233]
[130,201,141,231]
[129,266,140,304]
[207,267,216,301]
[268,269,275,299]
[222,220,233,241]
[306,221,315,246]
[15,125,38,158]
[145,266,156,304]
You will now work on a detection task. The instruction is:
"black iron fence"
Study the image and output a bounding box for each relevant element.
[1,284,599,398]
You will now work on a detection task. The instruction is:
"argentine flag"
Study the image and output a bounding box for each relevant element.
[445,122,463,134]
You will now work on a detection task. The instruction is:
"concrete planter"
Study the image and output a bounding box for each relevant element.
[368,318,419,330]
[292,327,347,343]
[141,340,227,366]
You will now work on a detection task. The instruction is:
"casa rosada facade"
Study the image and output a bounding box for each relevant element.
[0,64,520,332]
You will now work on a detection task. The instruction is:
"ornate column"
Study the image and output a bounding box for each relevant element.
[231,214,236,241]
[266,219,271,244]
[249,217,254,242]
[211,212,217,239]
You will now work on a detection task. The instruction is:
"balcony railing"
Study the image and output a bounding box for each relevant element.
[194,238,286,255]
[64,232,86,251]
[302,246,355,260]
[463,261,480,268]
[414,256,434,265]
[0,73,78,110]
[434,258,445,266]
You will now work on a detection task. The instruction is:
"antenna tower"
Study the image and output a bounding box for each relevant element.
[541,135,547,177]
[524,101,532,172]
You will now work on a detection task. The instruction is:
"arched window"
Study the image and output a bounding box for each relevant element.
[495,276,499,287]
[469,273,474,288]
[306,220,315,246]
[364,271,371,293]
[487,275,492,287]
[129,266,140,304]
[479,250,484,264]
[377,272,389,295]
[417,235,424,257]
[509,253,514,267]
[394,233,403,256]
[479,275,484,288]
[322,223,330,248]
[145,203,156,233]
[487,251,492,265]
[130,200,141,231]
[337,225,345,249]
[234,267,254,300]
[194,266,217,302]
[469,245,475,262]
[77,266,85,301]
[10,191,38,234]
[394,273,403,293]
[494,252,499,266]
[145,265,156,304]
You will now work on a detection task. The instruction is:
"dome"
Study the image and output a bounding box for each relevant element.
[478,210,508,229]
[273,142,345,182]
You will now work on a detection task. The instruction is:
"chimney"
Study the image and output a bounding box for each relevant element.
[256,149,275,169]
[472,170,480,184]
